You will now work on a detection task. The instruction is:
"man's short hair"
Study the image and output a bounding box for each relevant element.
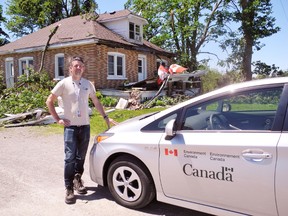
[69,56,84,65]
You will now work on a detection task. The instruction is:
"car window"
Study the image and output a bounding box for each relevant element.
[181,86,283,131]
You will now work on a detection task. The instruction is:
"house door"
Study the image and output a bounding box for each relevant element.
[138,55,147,82]
[5,60,14,88]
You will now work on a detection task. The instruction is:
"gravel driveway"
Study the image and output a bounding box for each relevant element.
[0,126,210,216]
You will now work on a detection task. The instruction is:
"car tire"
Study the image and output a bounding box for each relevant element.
[107,155,155,209]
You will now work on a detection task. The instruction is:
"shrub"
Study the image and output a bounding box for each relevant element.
[0,71,5,95]
[100,96,118,107]
[0,70,55,118]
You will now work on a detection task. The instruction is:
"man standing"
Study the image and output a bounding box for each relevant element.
[46,56,110,204]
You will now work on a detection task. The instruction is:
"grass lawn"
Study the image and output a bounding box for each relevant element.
[48,107,166,136]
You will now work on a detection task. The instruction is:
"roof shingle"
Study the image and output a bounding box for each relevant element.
[0,9,171,56]
[0,11,134,53]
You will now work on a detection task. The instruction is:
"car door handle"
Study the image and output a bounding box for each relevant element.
[242,149,272,162]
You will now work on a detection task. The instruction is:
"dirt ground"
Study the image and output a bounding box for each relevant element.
[0,126,210,216]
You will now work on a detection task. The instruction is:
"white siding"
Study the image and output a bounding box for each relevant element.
[102,16,145,44]
[103,19,129,39]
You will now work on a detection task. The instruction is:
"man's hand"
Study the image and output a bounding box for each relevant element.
[109,118,118,126]
[57,119,71,127]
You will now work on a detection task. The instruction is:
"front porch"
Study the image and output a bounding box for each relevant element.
[99,71,205,101]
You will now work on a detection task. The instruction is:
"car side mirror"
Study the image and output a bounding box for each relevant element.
[165,119,176,140]
[222,103,231,112]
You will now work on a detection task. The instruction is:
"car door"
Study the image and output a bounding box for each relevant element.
[159,85,284,216]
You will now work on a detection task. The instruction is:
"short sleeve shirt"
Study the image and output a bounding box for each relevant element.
[51,76,96,126]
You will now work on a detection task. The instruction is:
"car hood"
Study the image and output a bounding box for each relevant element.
[108,112,158,132]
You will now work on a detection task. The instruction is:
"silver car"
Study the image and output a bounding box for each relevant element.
[89,77,288,216]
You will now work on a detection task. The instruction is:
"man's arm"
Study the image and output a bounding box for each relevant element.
[90,94,110,128]
[46,93,70,127]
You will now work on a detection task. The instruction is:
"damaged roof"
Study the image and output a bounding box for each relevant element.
[97,9,148,23]
[0,9,172,56]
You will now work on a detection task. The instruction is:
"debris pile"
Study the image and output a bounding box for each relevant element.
[0,108,63,128]
[127,89,142,110]
[0,96,95,128]
[113,89,143,111]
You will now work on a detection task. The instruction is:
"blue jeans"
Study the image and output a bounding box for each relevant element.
[64,125,90,188]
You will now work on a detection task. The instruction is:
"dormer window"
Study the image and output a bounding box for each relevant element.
[129,22,141,41]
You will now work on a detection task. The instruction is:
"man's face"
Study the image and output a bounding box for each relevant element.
[70,60,85,79]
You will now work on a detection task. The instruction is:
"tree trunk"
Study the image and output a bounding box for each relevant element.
[190,49,198,72]
[242,35,253,80]
[240,0,254,81]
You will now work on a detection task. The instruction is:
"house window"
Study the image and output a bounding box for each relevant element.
[55,53,65,80]
[19,57,34,76]
[129,22,135,39]
[129,22,140,40]
[107,52,126,79]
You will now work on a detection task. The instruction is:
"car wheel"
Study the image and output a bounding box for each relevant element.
[107,155,155,209]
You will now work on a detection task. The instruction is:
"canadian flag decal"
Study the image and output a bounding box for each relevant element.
[165,148,178,156]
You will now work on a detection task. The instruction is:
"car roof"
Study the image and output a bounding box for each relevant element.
[203,76,288,97]
[157,77,288,117]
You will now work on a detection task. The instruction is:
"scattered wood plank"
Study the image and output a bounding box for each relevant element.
[4,114,63,128]
[0,108,63,127]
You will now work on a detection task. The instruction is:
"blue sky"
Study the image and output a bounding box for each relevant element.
[1,0,287,70]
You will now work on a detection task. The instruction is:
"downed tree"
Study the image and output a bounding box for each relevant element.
[38,24,61,72]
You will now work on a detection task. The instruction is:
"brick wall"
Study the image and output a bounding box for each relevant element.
[0,43,172,89]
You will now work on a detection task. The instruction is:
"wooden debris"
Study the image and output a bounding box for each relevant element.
[127,89,142,110]
[0,108,63,128]
[4,115,59,128]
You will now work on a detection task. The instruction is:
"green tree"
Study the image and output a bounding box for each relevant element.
[0,70,55,117]
[201,70,223,93]
[225,0,279,80]
[252,61,284,78]
[0,4,10,46]
[125,0,230,71]
[6,0,98,38]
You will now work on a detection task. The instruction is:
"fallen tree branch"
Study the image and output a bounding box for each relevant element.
[38,24,61,72]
